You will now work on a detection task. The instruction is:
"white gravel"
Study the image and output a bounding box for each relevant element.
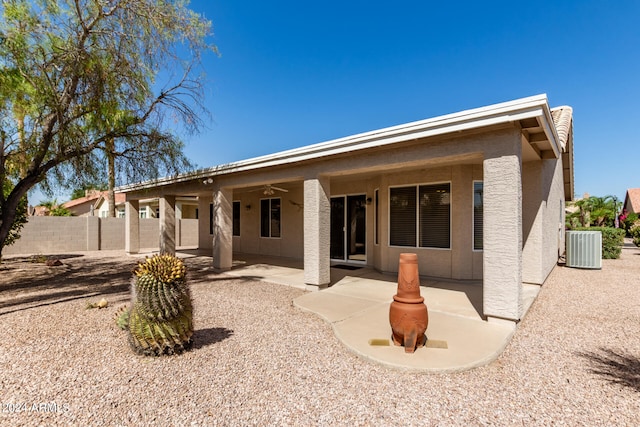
[1,245,639,426]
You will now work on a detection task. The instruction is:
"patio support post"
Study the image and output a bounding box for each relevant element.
[483,131,523,325]
[212,186,233,272]
[125,199,140,254]
[159,195,176,255]
[303,176,330,290]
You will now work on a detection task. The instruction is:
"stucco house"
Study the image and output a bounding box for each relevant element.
[62,190,198,219]
[93,194,199,219]
[119,94,574,326]
[623,188,640,215]
[61,189,110,216]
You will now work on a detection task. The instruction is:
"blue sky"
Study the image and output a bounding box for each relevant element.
[33,0,640,203]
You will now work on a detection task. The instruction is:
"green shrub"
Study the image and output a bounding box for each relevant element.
[573,227,625,259]
[621,212,639,236]
[630,221,640,248]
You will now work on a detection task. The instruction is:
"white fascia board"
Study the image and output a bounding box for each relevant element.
[539,107,561,158]
[119,94,556,192]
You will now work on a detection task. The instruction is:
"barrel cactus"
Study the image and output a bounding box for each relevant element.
[125,254,194,356]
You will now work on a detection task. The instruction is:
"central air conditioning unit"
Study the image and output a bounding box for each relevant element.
[565,231,602,269]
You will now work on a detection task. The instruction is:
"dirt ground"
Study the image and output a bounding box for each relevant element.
[0,251,219,316]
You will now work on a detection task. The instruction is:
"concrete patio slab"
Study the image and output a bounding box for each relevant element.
[220,253,522,372]
[295,292,384,323]
[331,305,514,372]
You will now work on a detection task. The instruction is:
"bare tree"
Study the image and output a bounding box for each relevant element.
[0,0,216,254]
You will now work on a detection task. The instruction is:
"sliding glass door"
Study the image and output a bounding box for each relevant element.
[330,195,366,262]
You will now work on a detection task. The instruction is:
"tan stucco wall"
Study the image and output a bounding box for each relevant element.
[223,163,486,280]
[374,164,483,279]
[482,130,523,320]
[521,157,565,284]
[197,196,213,250]
[231,185,304,259]
[180,204,198,219]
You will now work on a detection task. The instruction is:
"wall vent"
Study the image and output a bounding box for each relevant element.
[566,231,602,269]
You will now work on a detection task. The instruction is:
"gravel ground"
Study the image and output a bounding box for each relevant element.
[0,245,639,426]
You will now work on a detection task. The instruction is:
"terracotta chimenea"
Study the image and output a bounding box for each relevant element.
[389,253,428,353]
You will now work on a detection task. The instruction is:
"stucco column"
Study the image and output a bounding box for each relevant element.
[159,195,176,255]
[483,131,523,324]
[125,199,140,254]
[212,186,233,272]
[304,176,331,290]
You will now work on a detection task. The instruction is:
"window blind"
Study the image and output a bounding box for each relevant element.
[473,182,483,250]
[389,187,417,246]
[419,183,451,248]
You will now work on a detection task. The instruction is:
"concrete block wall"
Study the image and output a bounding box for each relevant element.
[4,217,89,255]
[179,219,198,247]
[3,217,199,256]
[140,218,160,250]
[100,217,126,250]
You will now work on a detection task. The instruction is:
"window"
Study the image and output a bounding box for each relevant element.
[374,189,379,245]
[260,198,281,238]
[139,207,147,219]
[232,201,240,236]
[210,202,239,236]
[117,209,125,218]
[209,203,213,235]
[389,183,451,249]
[473,181,483,250]
[390,187,416,246]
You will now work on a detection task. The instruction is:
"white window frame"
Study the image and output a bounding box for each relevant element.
[232,200,241,237]
[260,197,281,239]
[473,180,483,251]
[374,188,379,246]
[388,181,452,250]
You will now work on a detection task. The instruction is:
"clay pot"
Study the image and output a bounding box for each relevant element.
[389,253,428,353]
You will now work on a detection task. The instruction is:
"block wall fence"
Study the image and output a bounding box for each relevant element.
[4,217,198,255]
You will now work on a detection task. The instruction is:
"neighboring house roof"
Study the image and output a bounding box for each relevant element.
[63,190,127,215]
[94,192,126,208]
[62,190,105,209]
[624,188,640,213]
[118,94,573,196]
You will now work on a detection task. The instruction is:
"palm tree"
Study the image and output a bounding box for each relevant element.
[570,195,621,228]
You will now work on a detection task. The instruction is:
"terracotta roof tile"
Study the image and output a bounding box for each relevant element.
[62,192,106,208]
[62,191,125,208]
[550,106,573,151]
[624,188,640,213]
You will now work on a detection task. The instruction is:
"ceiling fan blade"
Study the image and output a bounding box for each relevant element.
[271,186,289,192]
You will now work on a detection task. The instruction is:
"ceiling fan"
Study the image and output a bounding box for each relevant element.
[256,184,289,196]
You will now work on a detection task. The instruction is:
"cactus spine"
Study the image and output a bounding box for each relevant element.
[126,254,193,356]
